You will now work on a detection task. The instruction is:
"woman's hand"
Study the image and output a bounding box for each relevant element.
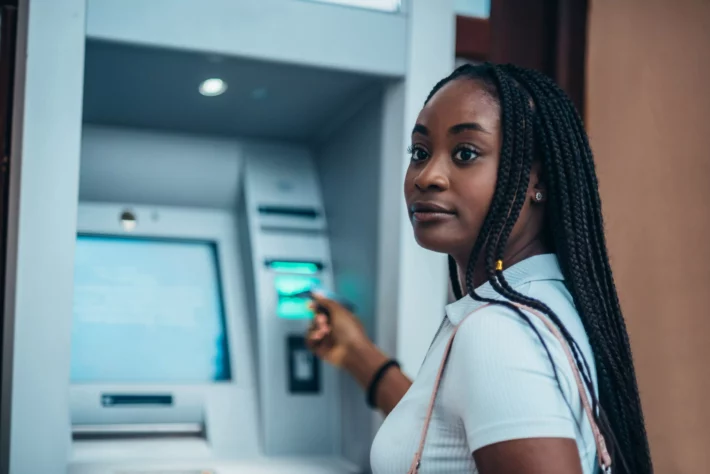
[305,291,413,415]
[305,291,370,368]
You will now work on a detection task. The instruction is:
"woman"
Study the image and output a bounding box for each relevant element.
[306,63,652,474]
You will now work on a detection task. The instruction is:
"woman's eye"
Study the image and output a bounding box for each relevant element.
[453,147,479,163]
[408,145,430,162]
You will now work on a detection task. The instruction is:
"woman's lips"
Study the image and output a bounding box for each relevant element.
[412,211,456,223]
[410,201,456,223]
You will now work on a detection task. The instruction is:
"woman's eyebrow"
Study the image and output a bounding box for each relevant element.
[449,122,489,135]
[412,124,428,136]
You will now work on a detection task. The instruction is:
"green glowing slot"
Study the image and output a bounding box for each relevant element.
[268,260,321,275]
[274,275,321,319]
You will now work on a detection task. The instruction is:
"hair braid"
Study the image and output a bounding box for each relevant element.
[495,67,601,398]
[512,71,611,377]
[514,68,649,466]
[545,74,650,472]
[471,65,518,288]
[489,66,602,427]
[448,254,463,300]
[513,70,635,465]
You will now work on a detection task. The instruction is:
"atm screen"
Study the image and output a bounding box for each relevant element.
[274,275,320,319]
[70,235,231,383]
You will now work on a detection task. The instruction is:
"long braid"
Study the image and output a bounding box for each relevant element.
[425,63,652,473]
[493,66,626,466]
[489,66,596,434]
[509,68,609,395]
[488,65,600,406]
[448,255,463,300]
[467,65,586,434]
[544,72,649,472]
[465,66,516,292]
[514,67,650,472]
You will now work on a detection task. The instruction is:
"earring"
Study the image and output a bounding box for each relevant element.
[534,191,544,202]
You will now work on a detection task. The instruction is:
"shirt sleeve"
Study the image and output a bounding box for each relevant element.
[447,302,580,454]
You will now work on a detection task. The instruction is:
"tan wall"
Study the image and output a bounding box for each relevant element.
[587,1,710,471]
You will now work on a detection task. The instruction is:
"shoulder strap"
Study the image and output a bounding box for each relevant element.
[407,302,612,474]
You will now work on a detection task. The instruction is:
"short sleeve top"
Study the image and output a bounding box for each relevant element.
[370,254,599,473]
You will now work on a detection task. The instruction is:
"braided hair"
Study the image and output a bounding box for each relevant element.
[430,63,652,474]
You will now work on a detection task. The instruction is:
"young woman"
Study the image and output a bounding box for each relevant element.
[306,63,652,474]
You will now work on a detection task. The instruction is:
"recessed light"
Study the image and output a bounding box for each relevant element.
[199,78,228,97]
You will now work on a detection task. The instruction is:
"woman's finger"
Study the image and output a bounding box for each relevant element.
[310,290,341,313]
[315,313,328,327]
[307,317,330,341]
[306,331,325,348]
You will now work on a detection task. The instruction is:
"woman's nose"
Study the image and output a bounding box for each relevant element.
[414,157,449,192]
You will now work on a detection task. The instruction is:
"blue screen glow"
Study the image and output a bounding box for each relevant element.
[70,235,231,383]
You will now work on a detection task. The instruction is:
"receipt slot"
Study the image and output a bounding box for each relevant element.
[287,335,320,394]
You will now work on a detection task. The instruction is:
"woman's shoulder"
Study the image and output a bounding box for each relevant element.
[444,280,598,466]
[463,278,581,338]
[448,277,594,398]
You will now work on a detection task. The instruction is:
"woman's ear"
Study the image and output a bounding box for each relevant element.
[529,161,547,203]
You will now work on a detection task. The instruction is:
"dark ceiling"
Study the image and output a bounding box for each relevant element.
[82,40,384,141]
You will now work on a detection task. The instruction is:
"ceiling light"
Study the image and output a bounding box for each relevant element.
[199,78,228,97]
[304,0,401,12]
[311,0,402,12]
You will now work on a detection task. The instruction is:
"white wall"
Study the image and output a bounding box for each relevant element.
[374,82,405,360]
[80,125,242,209]
[395,0,455,377]
[86,0,407,77]
[4,0,86,473]
[316,90,385,468]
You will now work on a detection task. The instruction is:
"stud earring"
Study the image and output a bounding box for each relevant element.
[534,191,544,202]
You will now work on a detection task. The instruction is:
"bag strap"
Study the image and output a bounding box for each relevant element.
[407,303,612,474]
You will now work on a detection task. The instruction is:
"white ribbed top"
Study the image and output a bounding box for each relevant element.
[370,254,598,473]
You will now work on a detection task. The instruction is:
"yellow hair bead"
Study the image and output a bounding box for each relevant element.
[496,260,503,271]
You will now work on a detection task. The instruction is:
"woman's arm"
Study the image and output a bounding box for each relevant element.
[451,304,593,474]
[474,438,583,474]
[342,339,412,415]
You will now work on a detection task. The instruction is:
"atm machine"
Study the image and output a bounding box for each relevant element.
[68,148,355,473]
[3,1,455,473]
[63,34,387,470]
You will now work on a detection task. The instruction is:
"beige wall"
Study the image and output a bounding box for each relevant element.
[587,0,710,471]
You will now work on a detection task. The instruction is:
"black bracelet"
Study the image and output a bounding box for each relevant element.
[366,359,400,409]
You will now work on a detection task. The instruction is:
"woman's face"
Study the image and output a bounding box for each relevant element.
[404,78,502,262]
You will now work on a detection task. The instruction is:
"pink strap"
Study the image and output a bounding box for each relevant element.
[407,303,612,474]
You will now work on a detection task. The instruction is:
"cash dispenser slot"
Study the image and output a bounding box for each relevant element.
[72,422,205,440]
[258,205,320,219]
[264,259,324,273]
